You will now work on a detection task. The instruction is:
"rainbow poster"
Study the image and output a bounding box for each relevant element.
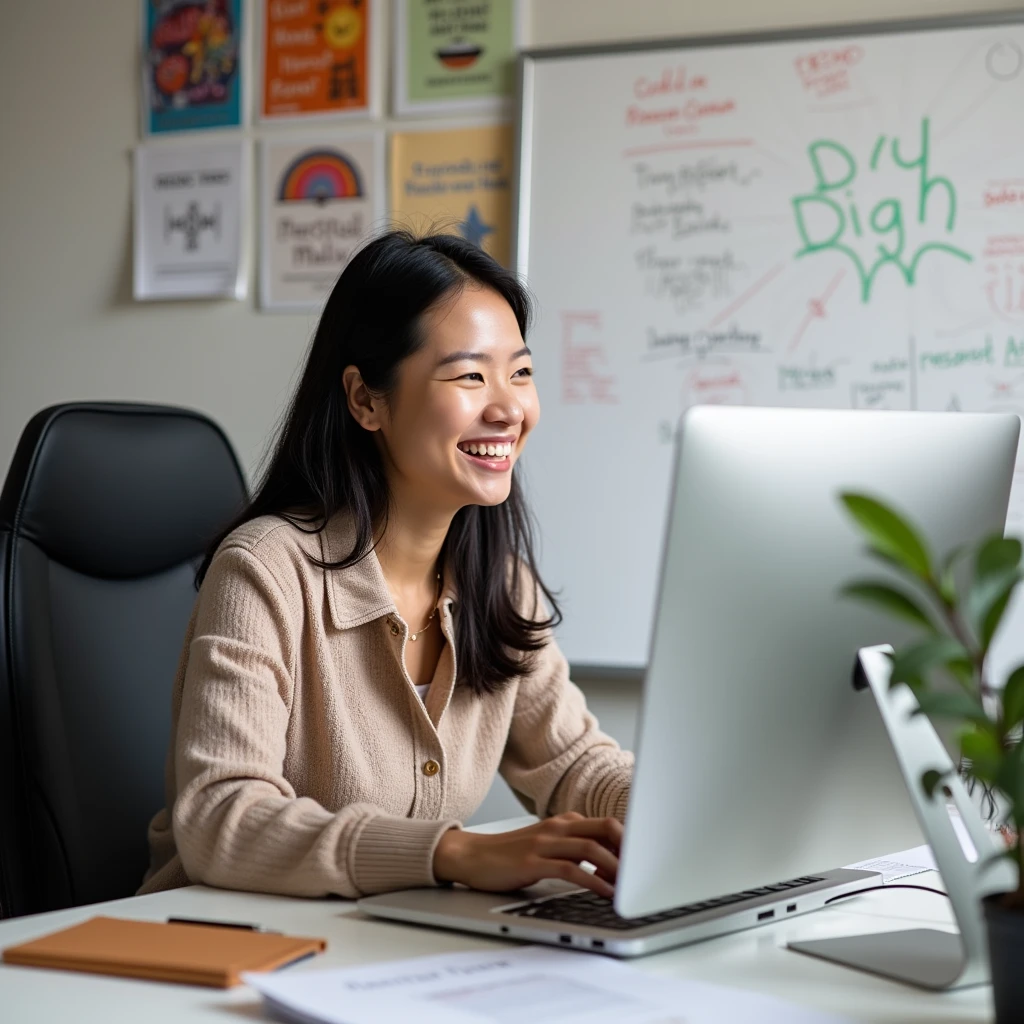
[260,136,383,311]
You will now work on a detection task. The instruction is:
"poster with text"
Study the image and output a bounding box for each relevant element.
[142,0,244,134]
[394,0,520,115]
[134,141,249,300]
[262,0,374,120]
[260,135,384,310]
[389,125,513,265]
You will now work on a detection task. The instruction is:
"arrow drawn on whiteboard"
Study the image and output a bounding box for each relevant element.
[789,269,846,352]
[703,261,785,329]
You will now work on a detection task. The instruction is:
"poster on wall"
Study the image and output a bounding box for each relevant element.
[260,135,384,311]
[262,0,375,120]
[142,0,244,134]
[389,124,513,266]
[133,140,249,300]
[393,0,520,116]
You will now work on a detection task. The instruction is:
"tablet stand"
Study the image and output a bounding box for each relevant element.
[787,644,1015,990]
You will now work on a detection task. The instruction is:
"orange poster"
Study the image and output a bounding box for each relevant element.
[262,0,374,119]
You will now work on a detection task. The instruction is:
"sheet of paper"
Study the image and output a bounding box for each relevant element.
[246,946,853,1024]
[845,844,937,882]
[259,134,384,311]
[134,140,249,300]
[389,125,514,268]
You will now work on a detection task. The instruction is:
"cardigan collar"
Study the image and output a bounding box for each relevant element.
[319,512,456,631]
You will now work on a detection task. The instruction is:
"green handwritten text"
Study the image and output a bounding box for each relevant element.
[791,119,971,302]
[918,338,994,371]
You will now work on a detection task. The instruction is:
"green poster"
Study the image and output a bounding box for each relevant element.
[396,0,519,114]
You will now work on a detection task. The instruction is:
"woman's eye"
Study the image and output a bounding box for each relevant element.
[513,367,533,378]
[459,372,485,382]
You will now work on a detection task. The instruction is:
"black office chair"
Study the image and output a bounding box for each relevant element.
[0,402,247,918]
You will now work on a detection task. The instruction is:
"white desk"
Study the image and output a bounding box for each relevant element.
[0,857,993,1023]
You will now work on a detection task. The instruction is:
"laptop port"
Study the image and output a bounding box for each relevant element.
[787,904,797,913]
[592,939,605,950]
[757,910,775,921]
[559,934,572,944]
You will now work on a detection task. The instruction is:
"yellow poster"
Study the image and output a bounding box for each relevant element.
[389,125,513,266]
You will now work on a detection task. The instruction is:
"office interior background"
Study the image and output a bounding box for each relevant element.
[0,0,1018,824]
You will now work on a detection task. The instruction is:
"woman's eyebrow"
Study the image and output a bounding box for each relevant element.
[435,345,531,369]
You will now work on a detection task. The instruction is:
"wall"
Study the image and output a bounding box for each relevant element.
[1,0,1019,823]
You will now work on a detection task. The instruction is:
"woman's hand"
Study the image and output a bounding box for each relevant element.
[433,812,622,899]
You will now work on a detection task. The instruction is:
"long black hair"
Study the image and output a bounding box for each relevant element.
[199,230,561,695]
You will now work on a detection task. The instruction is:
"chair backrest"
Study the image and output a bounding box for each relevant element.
[0,402,247,918]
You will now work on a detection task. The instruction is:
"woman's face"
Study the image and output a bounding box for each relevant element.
[352,283,539,515]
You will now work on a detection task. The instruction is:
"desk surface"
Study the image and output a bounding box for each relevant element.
[0,860,993,1023]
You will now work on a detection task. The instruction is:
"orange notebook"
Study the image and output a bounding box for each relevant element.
[2,915,326,988]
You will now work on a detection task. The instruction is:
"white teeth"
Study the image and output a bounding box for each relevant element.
[460,442,513,457]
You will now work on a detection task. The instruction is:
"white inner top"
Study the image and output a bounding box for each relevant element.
[414,683,430,704]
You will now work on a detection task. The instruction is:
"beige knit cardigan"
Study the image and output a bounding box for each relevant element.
[139,513,633,900]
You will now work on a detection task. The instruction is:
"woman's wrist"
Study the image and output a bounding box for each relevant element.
[433,827,475,884]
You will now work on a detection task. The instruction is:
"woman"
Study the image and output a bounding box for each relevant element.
[140,231,632,902]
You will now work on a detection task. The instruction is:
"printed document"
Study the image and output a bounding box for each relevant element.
[245,946,852,1024]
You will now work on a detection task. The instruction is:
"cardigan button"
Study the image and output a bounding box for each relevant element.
[389,621,400,636]
[422,759,440,776]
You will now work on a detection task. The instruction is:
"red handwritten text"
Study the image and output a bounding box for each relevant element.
[794,45,863,99]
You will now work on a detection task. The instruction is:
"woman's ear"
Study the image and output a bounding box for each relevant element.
[342,365,383,431]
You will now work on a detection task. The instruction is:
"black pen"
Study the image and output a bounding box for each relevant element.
[167,916,281,934]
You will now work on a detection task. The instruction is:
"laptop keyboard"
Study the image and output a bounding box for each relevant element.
[503,875,824,931]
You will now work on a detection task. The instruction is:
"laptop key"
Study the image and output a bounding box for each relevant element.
[502,875,825,932]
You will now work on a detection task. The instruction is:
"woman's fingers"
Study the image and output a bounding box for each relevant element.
[544,858,615,899]
[542,815,623,854]
[539,837,619,881]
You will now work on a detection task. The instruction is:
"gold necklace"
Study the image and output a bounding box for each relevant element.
[408,573,442,642]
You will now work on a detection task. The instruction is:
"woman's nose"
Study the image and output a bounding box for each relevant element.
[484,386,524,425]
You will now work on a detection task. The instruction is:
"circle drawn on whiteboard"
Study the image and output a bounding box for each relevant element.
[986,42,1023,81]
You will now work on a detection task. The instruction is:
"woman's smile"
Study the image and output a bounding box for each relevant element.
[457,435,517,471]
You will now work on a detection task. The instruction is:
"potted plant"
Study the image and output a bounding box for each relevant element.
[839,493,1023,1020]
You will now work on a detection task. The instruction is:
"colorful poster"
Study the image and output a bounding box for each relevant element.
[389,125,513,266]
[260,135,384,310]
[142,0,244,134]
[394,0,520,115]
[262,0,374,120]
[133,141,249,300]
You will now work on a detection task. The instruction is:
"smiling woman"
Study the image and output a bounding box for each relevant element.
[138,231,634,904]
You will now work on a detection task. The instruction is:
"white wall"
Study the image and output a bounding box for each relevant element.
[1,0,1019,823]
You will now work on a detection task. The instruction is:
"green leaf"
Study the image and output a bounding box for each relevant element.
[840,582,936,631]
[939,545,967,606]
[1003,666,1024,731]
[921,768,947,798]
[982,584,1016,649]
[890,636,971,688]
[840,493,933,580]
[947,657,976,692]
[967,567,1021,644]
[911,691,990,727]
[995,742,1024,823]
[959,727,1002,782]
[976,536,1023,581]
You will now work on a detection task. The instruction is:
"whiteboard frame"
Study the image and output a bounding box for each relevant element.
[512,7,1024,675]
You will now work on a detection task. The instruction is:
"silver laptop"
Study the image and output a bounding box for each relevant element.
[360,407,1020,957]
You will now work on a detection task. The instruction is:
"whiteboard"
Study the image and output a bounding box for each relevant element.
[515,14,1024,671]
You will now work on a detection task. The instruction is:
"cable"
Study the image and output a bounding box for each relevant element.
[824,883,948,906]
